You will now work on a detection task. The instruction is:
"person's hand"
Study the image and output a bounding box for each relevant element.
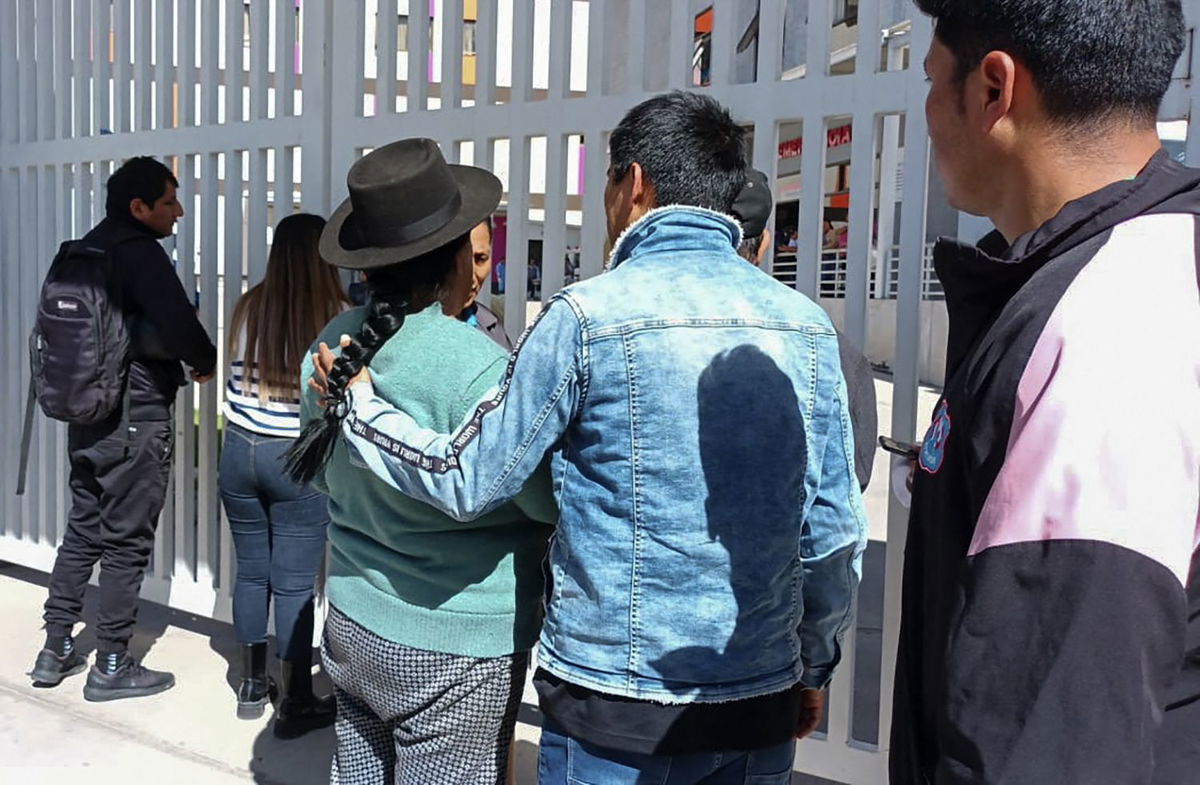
[309,336,371,406]
[795,688,825,739]
[191,370,214,384]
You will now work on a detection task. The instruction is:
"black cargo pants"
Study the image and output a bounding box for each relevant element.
[42,415,174,654]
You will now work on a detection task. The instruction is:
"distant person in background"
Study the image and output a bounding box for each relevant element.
[221,213,346,737]
[493,255,506,295]
[732,169,877,490]
[461,218,512,351]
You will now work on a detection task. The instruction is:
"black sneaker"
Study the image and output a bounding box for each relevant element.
[29,648,88,687]
[83,653,175,702]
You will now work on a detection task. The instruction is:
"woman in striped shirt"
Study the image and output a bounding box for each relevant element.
[219,212,348,737]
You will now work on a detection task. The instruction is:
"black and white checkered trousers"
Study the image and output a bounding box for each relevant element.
[322,604,528,785]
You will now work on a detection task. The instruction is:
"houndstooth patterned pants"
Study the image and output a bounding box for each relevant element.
[322,604,528,785]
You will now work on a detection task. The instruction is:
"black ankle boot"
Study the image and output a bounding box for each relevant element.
[236,643,274,720]
[273,659,335,740]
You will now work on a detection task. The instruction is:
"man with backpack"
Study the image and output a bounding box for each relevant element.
[29,156,217,701]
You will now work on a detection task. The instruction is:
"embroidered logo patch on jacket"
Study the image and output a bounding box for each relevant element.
[920,400,951,475]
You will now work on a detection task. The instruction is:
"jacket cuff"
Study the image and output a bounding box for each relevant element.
[800,666,832,690]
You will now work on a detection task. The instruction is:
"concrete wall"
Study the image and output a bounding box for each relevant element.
[820,298,948,387]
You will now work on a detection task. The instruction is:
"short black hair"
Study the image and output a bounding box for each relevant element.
[609,91,747,212]
[106,156,179,218]
[917,0,1185,128]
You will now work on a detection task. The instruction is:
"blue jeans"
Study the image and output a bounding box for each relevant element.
[218,423,329,661]
[537,724,795,785]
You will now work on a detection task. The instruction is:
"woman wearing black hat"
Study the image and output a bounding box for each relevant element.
[285,139,556,784]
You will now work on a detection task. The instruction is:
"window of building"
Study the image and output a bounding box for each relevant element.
[833,0,859,27]
[463,20,477,55]
[398,14,409,52]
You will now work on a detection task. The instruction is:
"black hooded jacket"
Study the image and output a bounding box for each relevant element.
[80,215,217,421]
[890,150,1200,784]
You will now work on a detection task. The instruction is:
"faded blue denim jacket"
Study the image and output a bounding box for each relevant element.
[343,206,868,702]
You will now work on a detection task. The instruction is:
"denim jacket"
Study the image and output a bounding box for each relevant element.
[343,206,868,702]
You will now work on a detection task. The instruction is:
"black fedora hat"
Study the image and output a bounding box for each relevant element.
[321,138,502,270]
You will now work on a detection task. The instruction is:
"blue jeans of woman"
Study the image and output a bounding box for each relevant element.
[218,422,329,661]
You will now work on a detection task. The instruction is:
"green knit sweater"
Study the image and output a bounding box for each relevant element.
[300,304,557,658]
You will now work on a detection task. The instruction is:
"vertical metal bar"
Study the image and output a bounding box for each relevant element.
[796,115,827,298]
[327,0,362,207]
[73,0,92,136]
[113,0,130,132]
[18,0,36,142]
[408,0,430,111]
[503,135,530,338]
[276,144,294,215]
[134,0,151,130]
[275,0,297,117]
[0,168,19,521]
[623,0,645,94]
[93,0,112,134]
[17,166,35,538]
[36,0,54,140]
[843,108,877,350]
[708,0,734,88]
[248,146,269,282]
[201,0,219,126]
[751,116,780,273]
[250,0,269,119]
[440,0,463,109]
[879,15,934,743]
[378,0,398,114]
[756,0,784,84]
[178,0,195,128]
[35,164,55,545]
[225,0,245,124]
[54,1,71,139]
[300,0,333,214]
[155,0,174,129]
[667,0,690,90]
[510,0,534,103]
[541,131,568,300]
[585,0,608,97]
[579,127,607,281]
[855,0,882,76]
[474,0,497,105]
[0,0,18,145]
[805,0,832,79]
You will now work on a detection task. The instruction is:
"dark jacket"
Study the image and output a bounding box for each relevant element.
[461,301,512,352]
[82,216,217,421]
[836,330,877,491]
[890,150,1200,784]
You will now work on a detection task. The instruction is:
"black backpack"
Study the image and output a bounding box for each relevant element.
[29,240,131,425]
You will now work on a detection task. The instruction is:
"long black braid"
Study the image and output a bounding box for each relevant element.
[284,233,469,484]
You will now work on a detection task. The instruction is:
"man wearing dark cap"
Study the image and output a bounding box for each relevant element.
[732,170,878,491]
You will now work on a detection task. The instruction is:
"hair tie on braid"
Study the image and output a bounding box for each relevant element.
[283,296,407,484]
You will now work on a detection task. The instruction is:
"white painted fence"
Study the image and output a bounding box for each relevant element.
[3,2,1200,782]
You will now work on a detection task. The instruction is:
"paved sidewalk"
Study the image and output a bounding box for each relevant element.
[0,562,543,784]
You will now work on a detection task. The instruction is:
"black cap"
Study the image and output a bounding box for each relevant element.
[731,168,773,238]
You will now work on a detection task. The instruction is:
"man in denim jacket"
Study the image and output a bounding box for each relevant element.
[331,92,868,784]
